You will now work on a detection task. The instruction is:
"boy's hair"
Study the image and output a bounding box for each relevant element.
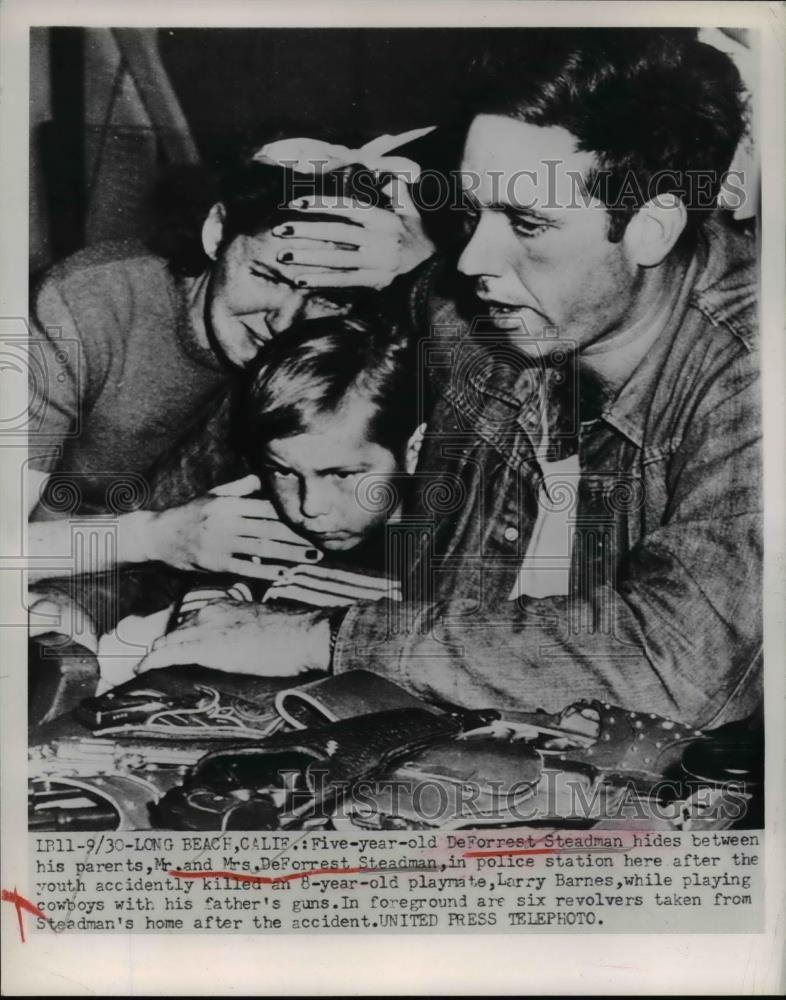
[237,314,422,462]
[464,28,747,241]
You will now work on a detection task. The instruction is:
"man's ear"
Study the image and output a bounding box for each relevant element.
[405,423,427,475]
[201,203,227,261]
[623,193,688,267]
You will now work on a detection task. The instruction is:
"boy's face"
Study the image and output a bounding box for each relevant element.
[261,393,404,552]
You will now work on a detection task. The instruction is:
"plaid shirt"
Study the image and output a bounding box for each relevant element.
[334,214,761,729]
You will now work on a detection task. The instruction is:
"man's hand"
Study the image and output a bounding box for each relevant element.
[273,181,435,291]
[134,599,330,676]
[142,475,321,579]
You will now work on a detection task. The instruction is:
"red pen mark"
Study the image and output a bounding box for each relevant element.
[169,865,374,886]
[1,888,48,943]
[463,847,560,859]
[170,845,623,889]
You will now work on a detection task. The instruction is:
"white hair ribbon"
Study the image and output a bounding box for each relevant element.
[252,125,436,182]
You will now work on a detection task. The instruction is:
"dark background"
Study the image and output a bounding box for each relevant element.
[30,27,513,271]
[160,28,480,149]
[29,26,755,273]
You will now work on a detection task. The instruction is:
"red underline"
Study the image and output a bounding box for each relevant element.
[169,866,374,885]
[463,847,559,858]
[166,846,601,886]
[3,843,616,941]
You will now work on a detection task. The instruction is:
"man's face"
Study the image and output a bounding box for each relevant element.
[458,114,637,355]
[261,393,404,552]
[207,232,349,367]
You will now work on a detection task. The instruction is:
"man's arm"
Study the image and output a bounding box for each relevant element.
[334,354,762,729]
[138,350,761,731]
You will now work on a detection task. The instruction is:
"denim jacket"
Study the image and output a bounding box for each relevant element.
[335,213,761,728]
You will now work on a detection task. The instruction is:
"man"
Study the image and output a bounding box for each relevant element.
[141,29,760,730]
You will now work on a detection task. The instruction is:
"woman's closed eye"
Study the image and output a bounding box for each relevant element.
[250,267,283,284]
[310,295,349,315]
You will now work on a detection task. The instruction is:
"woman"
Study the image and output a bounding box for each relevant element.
[27,136,434,645]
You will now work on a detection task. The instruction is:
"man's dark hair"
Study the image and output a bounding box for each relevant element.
[465,28,748,240]
[237,313,422,463]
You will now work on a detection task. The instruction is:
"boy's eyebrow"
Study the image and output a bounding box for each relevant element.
[317,463,373,474]
[263,458,375,475]
[262,457,293,472]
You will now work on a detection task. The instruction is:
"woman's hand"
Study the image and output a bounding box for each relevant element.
[273,178,435,291]
[144,475,321,579]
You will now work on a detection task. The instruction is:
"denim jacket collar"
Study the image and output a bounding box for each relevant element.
[600,214,756,448]
[417,212,757,454]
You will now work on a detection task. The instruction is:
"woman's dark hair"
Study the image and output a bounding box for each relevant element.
[148,141,396,276]
[236,313,423,463]
[217,159,394,250]
[464,28,748,241]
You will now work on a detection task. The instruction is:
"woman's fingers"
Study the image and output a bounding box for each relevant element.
[230,536,321,562]
[234,523,317,548]
[225,558,305,581]
[273,221,366,246]
[289,269,392,289]
[286,197,400,229]
[198,496,322,564]
[209,473,262,497]
[234,509,311,541]
[280,248,384,270]
[234,510,318,550]
[229,496,277,517]
[383,175,421,218]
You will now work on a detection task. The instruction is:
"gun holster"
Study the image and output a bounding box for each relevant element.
[29,633,100,733]
[151,707,461,830]
[30,665,763,833]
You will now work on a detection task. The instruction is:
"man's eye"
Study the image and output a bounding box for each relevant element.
[511,217,550,238]
[330,471,360,481]
[461,207,480,234]
[270,468,296,479]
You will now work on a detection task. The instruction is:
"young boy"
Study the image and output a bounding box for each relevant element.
[172,312,427,622]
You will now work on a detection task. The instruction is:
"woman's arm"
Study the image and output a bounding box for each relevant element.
[27,473,322,585]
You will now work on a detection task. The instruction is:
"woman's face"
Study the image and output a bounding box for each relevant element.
[206,232,349,367]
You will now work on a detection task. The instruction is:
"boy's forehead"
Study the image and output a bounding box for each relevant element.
[279,394,377,441]
[264,394,399,464]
